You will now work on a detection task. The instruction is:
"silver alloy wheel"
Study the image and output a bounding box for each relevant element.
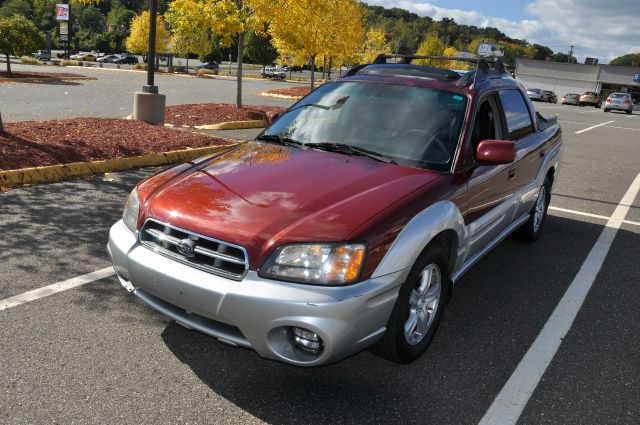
[533,185,547,232]
[404,263,442,345]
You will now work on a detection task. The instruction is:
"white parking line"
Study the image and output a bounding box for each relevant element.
[479,172,640,425]
[0,267,115,312]
[548,205,609,220]
[605,125,640,131]
[574,120,615,134]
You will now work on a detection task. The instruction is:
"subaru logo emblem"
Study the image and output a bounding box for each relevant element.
[176,238,195,256]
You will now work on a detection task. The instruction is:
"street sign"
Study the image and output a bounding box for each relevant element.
[478,42,505,58]
[634,73,640,83]
[55,4,69,21]
[59,21,68,41]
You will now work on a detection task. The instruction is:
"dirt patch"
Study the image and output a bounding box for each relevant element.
[165,103,287,127]
[0,118,232,170]
[0,71,93,83]
[262,86,311,99]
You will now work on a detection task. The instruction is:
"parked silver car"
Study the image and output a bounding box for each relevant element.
[561,93,580,105]
[526,88,543,101]
[604,92,634,114]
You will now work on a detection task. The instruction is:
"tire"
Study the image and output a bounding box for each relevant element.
[579,102,584,107]
[372,243,449,363]
[626,109,632,115]
[513,177,551,242]
[596,103,601,108]
[604,108,609,112]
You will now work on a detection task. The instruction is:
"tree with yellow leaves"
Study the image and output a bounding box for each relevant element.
[360,28,392,64]
[257,0,365,89]
[166,0,253,108]
[415,35,445,67]
[125,11,171,56]
[170,30,212,70]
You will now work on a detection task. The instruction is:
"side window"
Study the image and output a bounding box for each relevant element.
[498,90,534,140]
[468,96,501,162]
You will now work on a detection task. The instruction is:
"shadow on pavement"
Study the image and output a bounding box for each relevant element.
[159,215,628,424]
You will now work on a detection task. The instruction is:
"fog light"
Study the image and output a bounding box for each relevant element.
[292,327,323,354]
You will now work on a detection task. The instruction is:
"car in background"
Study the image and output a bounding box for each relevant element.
[562,93,580,105]
[71,52,97,61]
[261,66,286,80]
[283,65,303,72]
[579,91,602,108]
[526,88,543,101]
[114,55,138,65]
[542,90,557,103]
[196,62,219,71]
[97,54,119,63]
[604,92,634,114]
[34,50,51,61]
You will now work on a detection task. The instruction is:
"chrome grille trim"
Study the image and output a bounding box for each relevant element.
[139,218,249,281]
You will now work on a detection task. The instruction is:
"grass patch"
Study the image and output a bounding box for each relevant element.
[20,56,41,65]
[60,59,80,67]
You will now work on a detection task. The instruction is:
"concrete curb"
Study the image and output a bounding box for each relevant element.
[193,120,265,130]
[260,92,303,100]
[0,144,237,189]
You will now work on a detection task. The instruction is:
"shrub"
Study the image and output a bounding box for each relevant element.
[195,68,218,76]
[133,62,147,70]
[174,66,188,73]
[20,56,41,65]
[60,60,80,66]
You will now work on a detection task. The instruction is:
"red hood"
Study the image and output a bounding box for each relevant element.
[141,142,441,268]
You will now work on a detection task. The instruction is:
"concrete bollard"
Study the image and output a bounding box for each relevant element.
[133,91,166,125]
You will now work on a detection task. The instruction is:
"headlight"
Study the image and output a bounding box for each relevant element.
[122,188,141,233]
[260,243,367,285]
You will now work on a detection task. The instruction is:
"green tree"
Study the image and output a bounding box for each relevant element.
[0,14,45,73]
[610,53,640,67]
[0,0,34,19]
[244,30,277,73]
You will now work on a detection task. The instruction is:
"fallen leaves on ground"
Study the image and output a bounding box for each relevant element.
[165,103,287,127]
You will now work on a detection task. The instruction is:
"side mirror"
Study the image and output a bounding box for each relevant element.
[476,140,516,165]
[265,111,281,125]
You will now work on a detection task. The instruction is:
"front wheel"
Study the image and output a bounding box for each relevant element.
[513,177,551,242]
[372,244,449,363]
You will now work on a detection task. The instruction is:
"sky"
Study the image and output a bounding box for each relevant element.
[365,0,640,64]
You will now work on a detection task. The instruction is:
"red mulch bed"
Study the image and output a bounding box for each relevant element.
[0,118,232,170]
[165,103,287,127]
[263,86,311,98]
[0,71,91,81]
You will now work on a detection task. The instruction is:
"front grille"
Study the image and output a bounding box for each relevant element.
[139,218,249,280]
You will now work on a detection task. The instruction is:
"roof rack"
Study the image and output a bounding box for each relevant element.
[345,54,510,87]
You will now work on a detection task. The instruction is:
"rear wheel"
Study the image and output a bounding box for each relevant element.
[626,109,632,115]
[604,108,609,112]
[513,177,551,242]
[372,244,449,363]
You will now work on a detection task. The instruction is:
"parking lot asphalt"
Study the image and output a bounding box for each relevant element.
[1,104,639,424]
[0,63,297,122]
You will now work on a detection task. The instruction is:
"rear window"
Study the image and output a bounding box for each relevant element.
[610,93,630,99]
[584,92,597,95]
[498,90,534,140]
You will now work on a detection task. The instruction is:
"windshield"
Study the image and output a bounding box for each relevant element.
[262,81,467,171]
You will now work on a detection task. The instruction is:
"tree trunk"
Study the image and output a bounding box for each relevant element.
[236,31,244,108]
[310,56,315,90]
[186,56,189,73]
[321,56,326,80]
[5,53,11,74]
[328,56,332,79]
[0,108,4,133]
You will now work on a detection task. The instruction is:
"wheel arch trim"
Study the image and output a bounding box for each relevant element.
[371,200,466,279]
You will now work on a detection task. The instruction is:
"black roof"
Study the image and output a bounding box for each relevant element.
[344,54,512,88]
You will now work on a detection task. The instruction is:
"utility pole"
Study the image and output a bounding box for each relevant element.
[568,45,574,63]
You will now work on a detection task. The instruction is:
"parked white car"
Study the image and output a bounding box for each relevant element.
[604,92,634,114]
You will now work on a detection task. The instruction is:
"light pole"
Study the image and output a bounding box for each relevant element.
[133,0,166,124]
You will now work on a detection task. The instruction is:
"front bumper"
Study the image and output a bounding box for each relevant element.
[107,220,406,366]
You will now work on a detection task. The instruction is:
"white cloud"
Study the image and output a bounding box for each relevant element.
[365,0,640,63]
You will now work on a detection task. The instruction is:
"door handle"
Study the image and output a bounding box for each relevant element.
[508,167,516,180]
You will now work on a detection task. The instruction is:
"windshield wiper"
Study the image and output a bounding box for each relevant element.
[305,142,396,164]
[255,134,303,148]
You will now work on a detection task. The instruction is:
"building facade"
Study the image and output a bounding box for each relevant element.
[515,59,640,103]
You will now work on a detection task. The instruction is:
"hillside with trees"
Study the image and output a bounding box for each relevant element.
[0,0,571,67]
